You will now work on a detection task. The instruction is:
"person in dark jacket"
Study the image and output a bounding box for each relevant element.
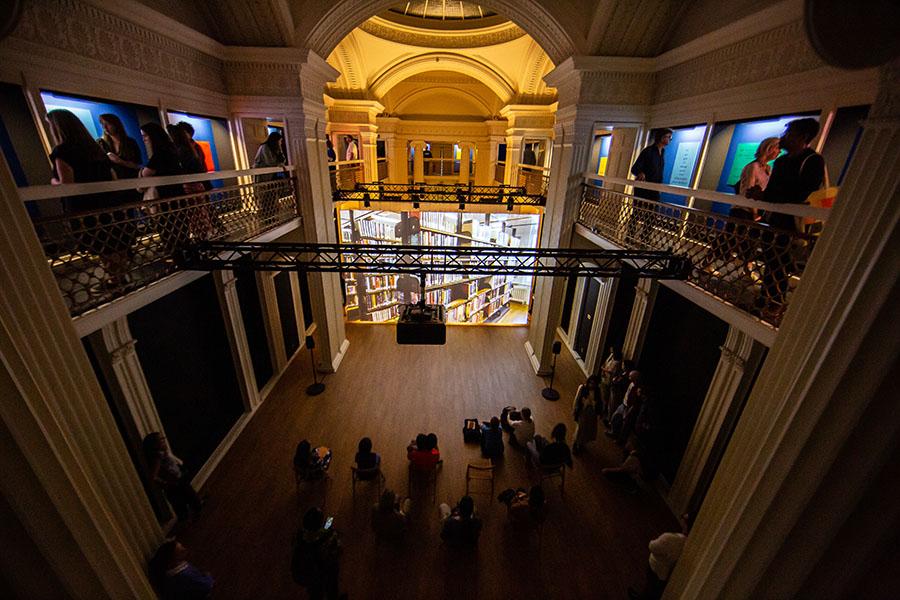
[628,128,673,243]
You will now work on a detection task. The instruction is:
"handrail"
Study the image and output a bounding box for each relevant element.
[19,166,297,202]
[332,159,364,167]
[518,163,550,173]
[584,174,830,220]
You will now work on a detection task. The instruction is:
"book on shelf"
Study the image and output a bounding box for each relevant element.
[357,219,399,240]
[367,292,395,310]
[420,212,458,233]
[370,305,400,322]
[365,274,397,291]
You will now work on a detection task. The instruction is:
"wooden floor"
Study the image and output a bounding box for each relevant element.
[180,324,677,599]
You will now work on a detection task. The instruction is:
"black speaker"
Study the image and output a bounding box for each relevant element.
[552,341,562,354]
[305,335,315,350]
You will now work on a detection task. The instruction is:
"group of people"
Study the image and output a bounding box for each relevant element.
[631,118,826,315]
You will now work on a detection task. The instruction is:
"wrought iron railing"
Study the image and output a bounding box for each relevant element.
[329,160,364,191]
[29,174,298,317]
[517,164,550,196]
[577,185,821,326]
[332,182,545,207]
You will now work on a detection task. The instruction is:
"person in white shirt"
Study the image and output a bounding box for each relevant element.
[629,513,691,600]
[508,407,535,446]
[343,135,358,161]
[736,136,780,219]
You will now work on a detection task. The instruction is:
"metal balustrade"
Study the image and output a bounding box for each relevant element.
[329,160,364,191]
[517,165,550,196]
[30,175,298,317]
[577,185,821,326]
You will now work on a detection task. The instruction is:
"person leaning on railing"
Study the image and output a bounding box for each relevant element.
[745,118,825,314]
[629,129,672,243]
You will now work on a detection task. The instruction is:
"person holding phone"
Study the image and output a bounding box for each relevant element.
[292,507,343,600]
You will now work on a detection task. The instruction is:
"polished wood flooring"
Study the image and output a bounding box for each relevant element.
[180,324,677,599]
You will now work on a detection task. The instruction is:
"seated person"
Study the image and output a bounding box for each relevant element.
[500,406,518,433]
[602,444,643,494]
[480,417,504,458]
[527,423,574,469]
[407,433,440,470]
[498,485,546,524]
[439,495,482,545]
[354,437,381,478]
[293,439,332,480]
[508,407,535,446]
[371,489,412,538]
[148,539,214,600]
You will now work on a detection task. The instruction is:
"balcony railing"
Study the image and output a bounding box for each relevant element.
[329,159,364,191]
[577,178,828,327]
[376,157,388,181]
[517,164,550,196]
[22,167,299,317]
[494,161,506,184]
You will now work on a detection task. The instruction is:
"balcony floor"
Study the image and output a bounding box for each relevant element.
[178,323,677,599]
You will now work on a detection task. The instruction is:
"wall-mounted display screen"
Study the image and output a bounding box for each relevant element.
[596,134,612,176]
[41,90,160,165]
[338,210,539,325]
[660,124,707,205]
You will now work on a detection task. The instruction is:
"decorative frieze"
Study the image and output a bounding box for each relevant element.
[225,61,300,96]
[655,20,821,104]
[359,18,525,49]
[11,0,225,93]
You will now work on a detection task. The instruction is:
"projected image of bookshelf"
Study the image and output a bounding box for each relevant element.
[339,210,539,324]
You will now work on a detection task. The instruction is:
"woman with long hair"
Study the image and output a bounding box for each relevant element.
[47,109,112,200]
[253,130,286,182]
[140,122,189,251]
[98,113,142,179]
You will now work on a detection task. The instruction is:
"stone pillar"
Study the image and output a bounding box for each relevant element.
[411,140,426,183]
[458,141,472,184]
[621,278,657,363]
[524,105,593,374]
[0,151,159,595]
[94,318,165,437]
[665,58,900,600]
[503,133,523,185]
[668,326,760,515]
[215,270,260,411]
[359,128,379,182]
[474,137,495,185]
[293,53,350,373]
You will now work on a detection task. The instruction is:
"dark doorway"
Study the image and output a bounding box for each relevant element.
[606,266,638,354]
[274,272,300,359]
[236,272,273,391]
[559,274,578,335]
[574,277,601,359]
[638,286,728,483]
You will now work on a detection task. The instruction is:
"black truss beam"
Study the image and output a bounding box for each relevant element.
[332,182,546,207]
[180,241,691,279]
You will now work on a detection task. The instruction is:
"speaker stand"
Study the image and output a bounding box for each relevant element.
[541,352,560,401]
[305,344,325,396]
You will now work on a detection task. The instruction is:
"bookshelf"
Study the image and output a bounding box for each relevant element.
[338,209,522,324]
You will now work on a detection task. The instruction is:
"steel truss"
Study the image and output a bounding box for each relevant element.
[180,241,692,279]
[332,182,546,207]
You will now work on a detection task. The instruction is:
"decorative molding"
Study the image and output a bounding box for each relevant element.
[655,20,820,104]
[225,61,300,96]
[359,16,526,48]
[11,0,225,93]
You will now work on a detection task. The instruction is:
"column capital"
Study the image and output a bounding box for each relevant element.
[544,56,655,108]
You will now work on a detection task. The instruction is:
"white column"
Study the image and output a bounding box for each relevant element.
[215,270,260,411]
[666,58,900,600]
[525,107,593,374]
[359,129,379,182]
[473,138,493,185]
[503,134,523,185]
[257,271,287,372]
[668,326,759,515]
[411,140,426,183]
[0,151,159,595]
[622,278,657,363]
[458,141,472,184]
[97,318,165,437]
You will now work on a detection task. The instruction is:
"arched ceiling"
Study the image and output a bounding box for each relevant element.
[326,20,555,106]
[380,71,505,118]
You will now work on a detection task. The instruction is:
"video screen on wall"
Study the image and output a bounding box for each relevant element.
[338,209,540,325]
[658,124,707,205]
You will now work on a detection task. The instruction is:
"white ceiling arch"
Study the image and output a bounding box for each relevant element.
[370,52,516,102]
[390,84,497,117]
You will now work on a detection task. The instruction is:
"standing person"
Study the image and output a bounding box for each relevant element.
[141,123,189,251]
[572,376,599,454]
[292,507,343,600]
[629,128,672,243]
[46,109,114,210]
[168,124,206,177]
[98,113,142,180]
[142,432,203,522]
[629,514,692,600]
[422,143,433,175]
[253,131,286,182]
[343,135,358,161]
[176,121,209,173]
[599,347,623,420]
[522,144,537,166]
[326,137,336,162]
[746,118,825,314]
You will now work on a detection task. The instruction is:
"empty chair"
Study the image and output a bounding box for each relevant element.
[465,461,495,497]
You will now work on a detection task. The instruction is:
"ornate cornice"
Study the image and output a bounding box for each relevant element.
[11,0,225,93]
[225,61,301,96]
[655,20,821,104]
[359,17,525,49]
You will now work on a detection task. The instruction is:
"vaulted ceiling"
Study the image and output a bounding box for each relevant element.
[134,0,713,60]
